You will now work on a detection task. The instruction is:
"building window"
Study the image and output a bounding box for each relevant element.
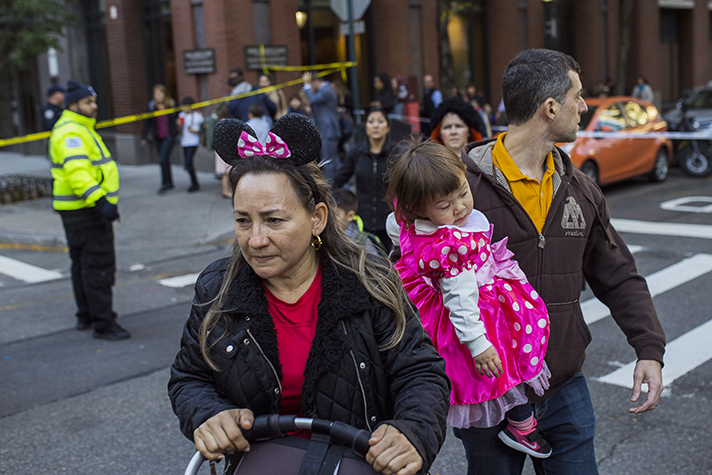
[142,0,176,98]
[84,0,114,120]
[660,8,680,43]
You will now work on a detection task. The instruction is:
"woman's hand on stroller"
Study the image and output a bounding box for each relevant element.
[193,408,255,461]
[474,346,503,378]
[366,424,423,475]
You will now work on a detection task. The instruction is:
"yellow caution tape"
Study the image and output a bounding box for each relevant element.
[258,44,357,73]
[0,62,356,149]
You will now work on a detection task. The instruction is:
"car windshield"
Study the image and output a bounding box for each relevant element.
[687,89,712,109]
[579,106,598,130]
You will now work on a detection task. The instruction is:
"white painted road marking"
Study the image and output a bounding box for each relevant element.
[660,196,712,213]
[0,256,63,283]
[583,254,712,325]
[611,218,712,240]
[597,318,712,389]
[626,244,644,254]
[158,273,200,288]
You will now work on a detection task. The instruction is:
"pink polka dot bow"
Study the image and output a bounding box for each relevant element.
[237,130,292,159]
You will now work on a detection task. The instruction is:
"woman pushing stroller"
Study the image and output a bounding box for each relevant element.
[168,114,450,475]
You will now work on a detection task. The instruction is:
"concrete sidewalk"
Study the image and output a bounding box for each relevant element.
[0,151,235,249]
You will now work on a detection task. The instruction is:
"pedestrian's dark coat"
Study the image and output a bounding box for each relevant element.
[333,135,399,234]
[168,256,450,474]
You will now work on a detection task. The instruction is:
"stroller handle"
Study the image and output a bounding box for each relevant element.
[183,415,372,475]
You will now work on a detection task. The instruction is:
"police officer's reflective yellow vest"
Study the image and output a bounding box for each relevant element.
[49,110,119,211]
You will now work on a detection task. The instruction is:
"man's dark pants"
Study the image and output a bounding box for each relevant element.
[454,373,598,475]
[65,223,117,331]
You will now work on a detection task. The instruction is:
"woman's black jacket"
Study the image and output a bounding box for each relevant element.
[333,135,399,234]
[168,257,450,474]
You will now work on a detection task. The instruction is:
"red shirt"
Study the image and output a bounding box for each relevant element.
[264,265,321,416]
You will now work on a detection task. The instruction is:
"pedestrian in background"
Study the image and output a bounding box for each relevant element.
[460,48,665,474]
[287,93,308,116]
[42,84,65,131]
[332,187,384,256]
[333,108,396,252]
[257,72,288,120]
[177,97,203,193]
[420,74,443,137]
[141,84,179,195]
[428,97,486,154]
[228,68,276,123]
[370,73,394,114]
[464,84,486,110]
[631,75,654,102]
[245,104,270,144]
[392,76,408,117]
[302,71,342,180]
[48,80,129,340]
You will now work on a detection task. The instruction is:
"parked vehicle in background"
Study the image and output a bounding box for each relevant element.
[663,82,712,134]
[664,98,712,177]
[558,96,673,186]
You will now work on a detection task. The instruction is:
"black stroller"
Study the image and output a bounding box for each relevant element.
[183,415,379,475]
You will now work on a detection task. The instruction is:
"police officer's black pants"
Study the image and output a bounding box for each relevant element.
[65,223,117,331]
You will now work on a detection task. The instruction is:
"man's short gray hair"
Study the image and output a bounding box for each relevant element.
[502,49,581,126]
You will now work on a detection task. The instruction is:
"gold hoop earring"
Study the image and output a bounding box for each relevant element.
[311,234,322,250]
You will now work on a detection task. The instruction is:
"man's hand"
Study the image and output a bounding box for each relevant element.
[367,424,423,475]
[629,359,663,414]
[302,72,313,84]
[96,197,119,222]
[193,408,255,461]
[474,346,503,378]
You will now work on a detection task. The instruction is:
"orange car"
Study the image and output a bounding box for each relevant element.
[558,96,673,186]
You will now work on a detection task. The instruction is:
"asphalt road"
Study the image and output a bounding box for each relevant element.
[1,168,711,475]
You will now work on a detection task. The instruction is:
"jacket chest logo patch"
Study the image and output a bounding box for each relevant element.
[561,196,586,231]
[65,137,82,149]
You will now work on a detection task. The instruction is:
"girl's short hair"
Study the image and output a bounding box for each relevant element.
[386,138,466,224]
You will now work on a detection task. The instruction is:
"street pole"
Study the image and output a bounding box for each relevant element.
[346,0,361,142]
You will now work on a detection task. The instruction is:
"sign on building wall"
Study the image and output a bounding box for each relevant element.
[245,45,289,70]
[184,49,216,74]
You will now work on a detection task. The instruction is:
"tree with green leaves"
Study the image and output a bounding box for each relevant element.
[0,0,76,73]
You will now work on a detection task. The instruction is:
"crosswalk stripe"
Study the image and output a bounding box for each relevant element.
[583,253,712,325]
[597,318,712,389]
[611,218,712,240]
[0,255,63,283]
[158,273,200,288]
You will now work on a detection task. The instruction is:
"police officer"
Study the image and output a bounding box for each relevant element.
[49,80,130,340]
[42,84,65,131]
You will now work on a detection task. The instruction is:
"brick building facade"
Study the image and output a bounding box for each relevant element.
[17,0,712,163]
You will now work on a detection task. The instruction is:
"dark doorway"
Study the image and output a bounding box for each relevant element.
[142,0,176,99]
[84,0,114,121]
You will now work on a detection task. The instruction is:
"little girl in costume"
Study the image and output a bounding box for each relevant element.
[385,140,552,459]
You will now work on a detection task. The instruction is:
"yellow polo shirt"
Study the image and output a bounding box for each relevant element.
[491,133,554,232]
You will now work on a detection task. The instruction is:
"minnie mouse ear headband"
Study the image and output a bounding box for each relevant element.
[213,113,322,167]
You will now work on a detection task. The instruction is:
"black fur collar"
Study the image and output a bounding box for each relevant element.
[221,256,373,414]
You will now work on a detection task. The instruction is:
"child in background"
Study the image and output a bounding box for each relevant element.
[385,139,552,460]
[177,97,203,192]
[332,188,385,256]
[245,104,271,144]
[287,94,308,116]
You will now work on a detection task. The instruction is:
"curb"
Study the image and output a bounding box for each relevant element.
[0,232,67,249]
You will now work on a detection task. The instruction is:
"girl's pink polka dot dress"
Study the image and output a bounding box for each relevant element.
[395,210,550,427]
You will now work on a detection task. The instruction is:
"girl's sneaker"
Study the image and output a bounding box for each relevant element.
[498,425,552,458]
